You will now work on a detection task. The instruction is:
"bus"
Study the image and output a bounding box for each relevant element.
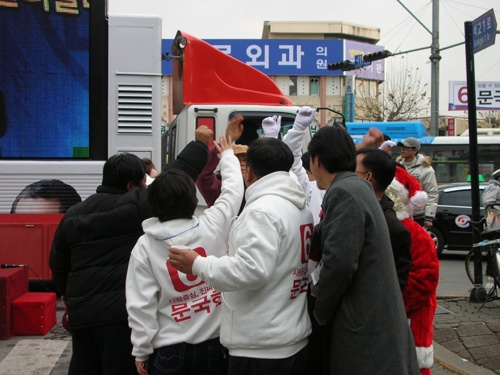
[409,136,500,184]
[347,121,428,140]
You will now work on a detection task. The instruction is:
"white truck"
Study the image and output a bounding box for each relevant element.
[162,31,303,172]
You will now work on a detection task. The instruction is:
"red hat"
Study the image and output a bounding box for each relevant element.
[386,165,428,220]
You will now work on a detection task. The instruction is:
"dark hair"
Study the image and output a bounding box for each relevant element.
[357,148,395,191]
[148,169,198,222]
[10,179,82,213]
[383,133,391,141]
[102,153,146,192]
[301,151,311,172]
[307,126,356,173]
[246,137,293,178]
[236,118,260,145]
[142,157,156,175]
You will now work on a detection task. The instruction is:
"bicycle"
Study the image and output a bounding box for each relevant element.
[465,234,500,303]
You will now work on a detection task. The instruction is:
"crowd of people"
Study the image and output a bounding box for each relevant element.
[49,108,442,375]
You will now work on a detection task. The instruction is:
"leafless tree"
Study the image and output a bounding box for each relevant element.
[355,59,431,122]
[478,111,500,128]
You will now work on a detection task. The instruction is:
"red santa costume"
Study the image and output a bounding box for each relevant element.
[386,165,440,375]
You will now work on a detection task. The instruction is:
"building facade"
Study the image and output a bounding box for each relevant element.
[160,21,386,128]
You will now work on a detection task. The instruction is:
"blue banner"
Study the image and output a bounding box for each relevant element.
[162,38,386,81]
[163,39,348,76]
[345,40,385,81]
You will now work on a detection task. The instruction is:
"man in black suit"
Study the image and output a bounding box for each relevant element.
[356,147,412,291]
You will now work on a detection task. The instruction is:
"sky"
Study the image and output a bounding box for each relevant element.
[109,0,499,118]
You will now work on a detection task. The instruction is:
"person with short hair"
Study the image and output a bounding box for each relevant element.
[11,179,82,214]
[50,153,150,375]
[307,126,419,375]
[169,137,313,375]
[50,138,210,375]
[356,147,412,292]
[397,137,438,229]
[126,135,244,375]
[142,157,159,185]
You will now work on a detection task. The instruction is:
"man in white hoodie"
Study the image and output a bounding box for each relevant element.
[170,137,314,375]
[125,135,244,375]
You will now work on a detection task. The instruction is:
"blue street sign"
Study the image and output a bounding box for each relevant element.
[344,93,355,122]
[472,9,497,54]
[354,54,371,69]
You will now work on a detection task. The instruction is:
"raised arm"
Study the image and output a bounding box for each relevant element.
[165,126,212,182]
[226,114,244,143]
[356,127,384,150]
[196,117,245,207]
[283,106,316,200]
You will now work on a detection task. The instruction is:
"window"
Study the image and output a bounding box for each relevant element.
[310,77,319,95]
[289,76,297,96]
[440,190,472,207]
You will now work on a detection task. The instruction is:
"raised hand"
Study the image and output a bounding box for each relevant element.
[357,127,384,150]
[195,125,214,146]
[294,106,316,130]
[262,115,282,138]
[226,114,244,143]
[214,134,233,155]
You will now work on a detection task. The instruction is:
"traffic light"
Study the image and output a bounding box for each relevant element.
[327,60,355,71]
[363,50,392,62]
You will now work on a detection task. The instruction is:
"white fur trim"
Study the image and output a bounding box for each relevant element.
[416,345,434,369]
[410,190,428,210]
[386,179,412,220]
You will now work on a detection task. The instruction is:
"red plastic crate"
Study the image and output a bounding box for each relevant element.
[12,292,56,336]
[0,267,29,339]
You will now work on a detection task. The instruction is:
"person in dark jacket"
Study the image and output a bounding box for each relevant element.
[49,137,209,375]
[308,126,419,375]
[356,147,412,292]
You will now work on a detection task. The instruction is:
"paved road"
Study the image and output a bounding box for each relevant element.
[0,307,71,375]
[0,253,489,374]
[0,330,463,375]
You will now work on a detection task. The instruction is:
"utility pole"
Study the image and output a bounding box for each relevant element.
[397,0,441,136]
[430,0,441,136]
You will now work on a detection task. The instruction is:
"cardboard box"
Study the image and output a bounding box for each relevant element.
[12,292,56,336]
[0,267,29,339]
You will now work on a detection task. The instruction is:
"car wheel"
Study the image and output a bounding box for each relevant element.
[427,227,445,258]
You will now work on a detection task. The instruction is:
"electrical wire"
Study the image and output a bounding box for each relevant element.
[382,1,432,54]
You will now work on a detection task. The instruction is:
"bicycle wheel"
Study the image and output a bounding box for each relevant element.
[489,247,500,287]
[465,249,495,290]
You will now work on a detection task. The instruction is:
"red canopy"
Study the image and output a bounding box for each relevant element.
[172,31,292,114]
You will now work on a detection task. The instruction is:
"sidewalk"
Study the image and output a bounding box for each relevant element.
[2,297,500,374]
[434,295,500,374]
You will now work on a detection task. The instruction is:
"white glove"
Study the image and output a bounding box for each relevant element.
[294,106,316,130]
[262,115,281,138]
[379,140,397,151]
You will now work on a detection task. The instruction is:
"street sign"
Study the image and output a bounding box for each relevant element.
[472,9,497,54]
[354,54,370,69]
[447,118,455,136]
[344,93,355,122]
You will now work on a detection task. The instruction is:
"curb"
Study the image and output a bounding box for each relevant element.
[433,341,497,375]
